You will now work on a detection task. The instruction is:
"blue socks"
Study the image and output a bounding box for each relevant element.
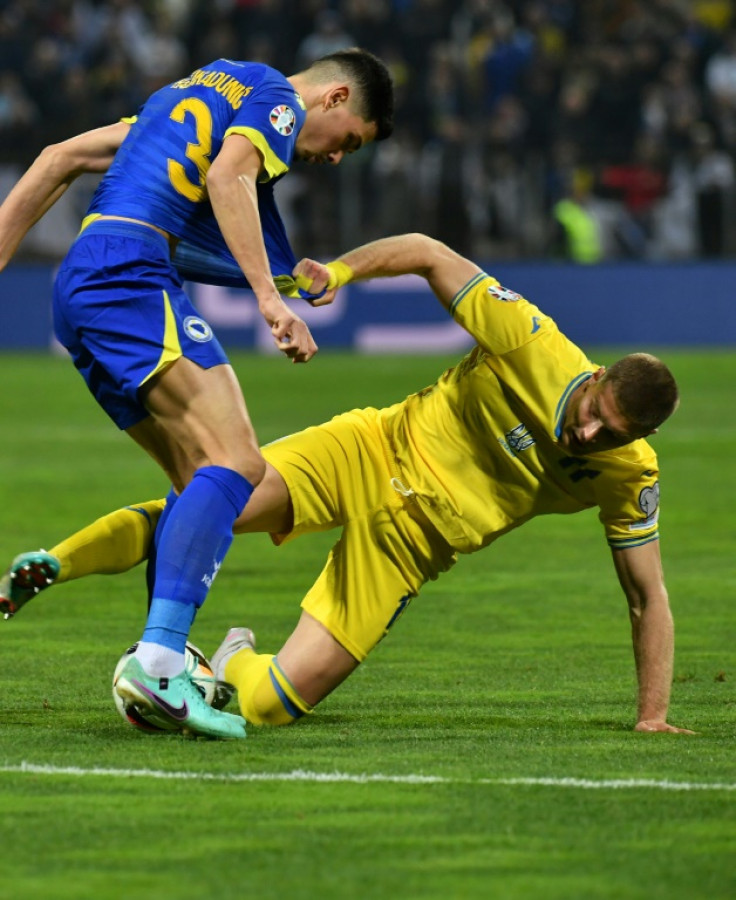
[145,486,178,610]
[142,466,254,654]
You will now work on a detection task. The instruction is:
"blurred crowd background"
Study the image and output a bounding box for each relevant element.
[2,0,736,263]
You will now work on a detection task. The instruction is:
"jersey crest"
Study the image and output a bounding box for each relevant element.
[505,423,536,454]
[487,284,522,302]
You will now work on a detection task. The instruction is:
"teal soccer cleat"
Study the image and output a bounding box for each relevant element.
[0,550,61,620]
[114,655,247,739]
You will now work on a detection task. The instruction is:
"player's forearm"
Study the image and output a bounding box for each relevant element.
[336,233,440,281]
[208,169,279,305]
[300,234,478,307]
[0,147,74,269]
[629,589,675,723]
[294,233,481,309]
[294,234,444,296]
[0,123,126,270]
[208,148,315,360]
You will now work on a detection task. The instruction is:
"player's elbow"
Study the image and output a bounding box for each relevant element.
[399,233,448,275]
[410,234,472,286]
[627,585,671,625]
[36,142,75,180]
[38,138,102,181]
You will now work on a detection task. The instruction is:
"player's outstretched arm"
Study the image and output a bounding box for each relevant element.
[611,542,695,734]
[293,233,484,311]
[0,121,129,271]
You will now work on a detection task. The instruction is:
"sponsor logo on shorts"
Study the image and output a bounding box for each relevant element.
[183,316,213,342]
[270,105,296,136]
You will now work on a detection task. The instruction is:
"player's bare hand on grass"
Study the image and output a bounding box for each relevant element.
[635,719,697,734]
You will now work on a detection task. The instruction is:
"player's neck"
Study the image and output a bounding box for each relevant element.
[287,75,330,109]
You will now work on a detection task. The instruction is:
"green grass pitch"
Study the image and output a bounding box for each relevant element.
[0,349,733,900]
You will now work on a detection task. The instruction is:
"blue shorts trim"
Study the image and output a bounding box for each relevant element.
[53,220,229,430]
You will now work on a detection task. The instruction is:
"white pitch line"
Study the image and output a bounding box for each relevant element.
[1,762,735,792]
[495,777,736,792]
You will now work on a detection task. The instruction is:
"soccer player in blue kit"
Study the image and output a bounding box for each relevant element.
[0,49,394,739]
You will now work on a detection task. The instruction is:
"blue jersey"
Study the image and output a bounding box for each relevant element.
[172,180,300,291]
[87,59,308,290]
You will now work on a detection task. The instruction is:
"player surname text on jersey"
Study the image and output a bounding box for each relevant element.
[171,69,253,110]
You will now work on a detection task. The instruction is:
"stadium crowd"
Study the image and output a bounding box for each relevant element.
[1,0,735,261]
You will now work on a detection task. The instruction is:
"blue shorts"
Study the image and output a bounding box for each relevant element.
[53,219,229,430]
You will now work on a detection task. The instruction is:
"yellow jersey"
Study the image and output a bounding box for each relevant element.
[380,273,661,554]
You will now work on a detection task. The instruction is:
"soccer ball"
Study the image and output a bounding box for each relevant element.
[112,641,217,732]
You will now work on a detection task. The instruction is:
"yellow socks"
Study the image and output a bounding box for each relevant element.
[49,499,165,582]
[225,649,313,726]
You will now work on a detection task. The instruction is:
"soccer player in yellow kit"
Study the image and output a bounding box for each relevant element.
[1,234,693,735]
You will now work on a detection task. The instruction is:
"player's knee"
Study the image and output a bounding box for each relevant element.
[207,443,266,488]
[237,451,266,488]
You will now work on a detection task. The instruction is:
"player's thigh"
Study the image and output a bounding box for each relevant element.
[260,408,399,543]
[141,357,264,481]
[54,226,225,432]
[56,227,261,478]
[270,506,441,707]
[300,503,456,666]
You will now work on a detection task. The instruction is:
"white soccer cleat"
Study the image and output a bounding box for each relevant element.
[210,627,256,691]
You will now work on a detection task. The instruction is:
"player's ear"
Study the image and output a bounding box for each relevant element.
[325,85,349,109]
[591,366,606,381]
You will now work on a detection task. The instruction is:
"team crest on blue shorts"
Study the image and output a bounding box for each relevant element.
[184,315,214,342]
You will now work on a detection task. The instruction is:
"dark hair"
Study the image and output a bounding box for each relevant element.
[308,48,394,141]
[602,352,679,433]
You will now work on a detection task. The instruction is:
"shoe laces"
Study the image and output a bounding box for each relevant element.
[184,652,218,689]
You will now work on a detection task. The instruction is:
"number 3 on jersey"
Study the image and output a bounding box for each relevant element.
[167,97,213,202]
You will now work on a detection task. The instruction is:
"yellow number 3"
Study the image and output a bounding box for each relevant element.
[167,98,213,202]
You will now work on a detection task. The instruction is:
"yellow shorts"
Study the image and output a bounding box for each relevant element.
[262,407,457,662]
